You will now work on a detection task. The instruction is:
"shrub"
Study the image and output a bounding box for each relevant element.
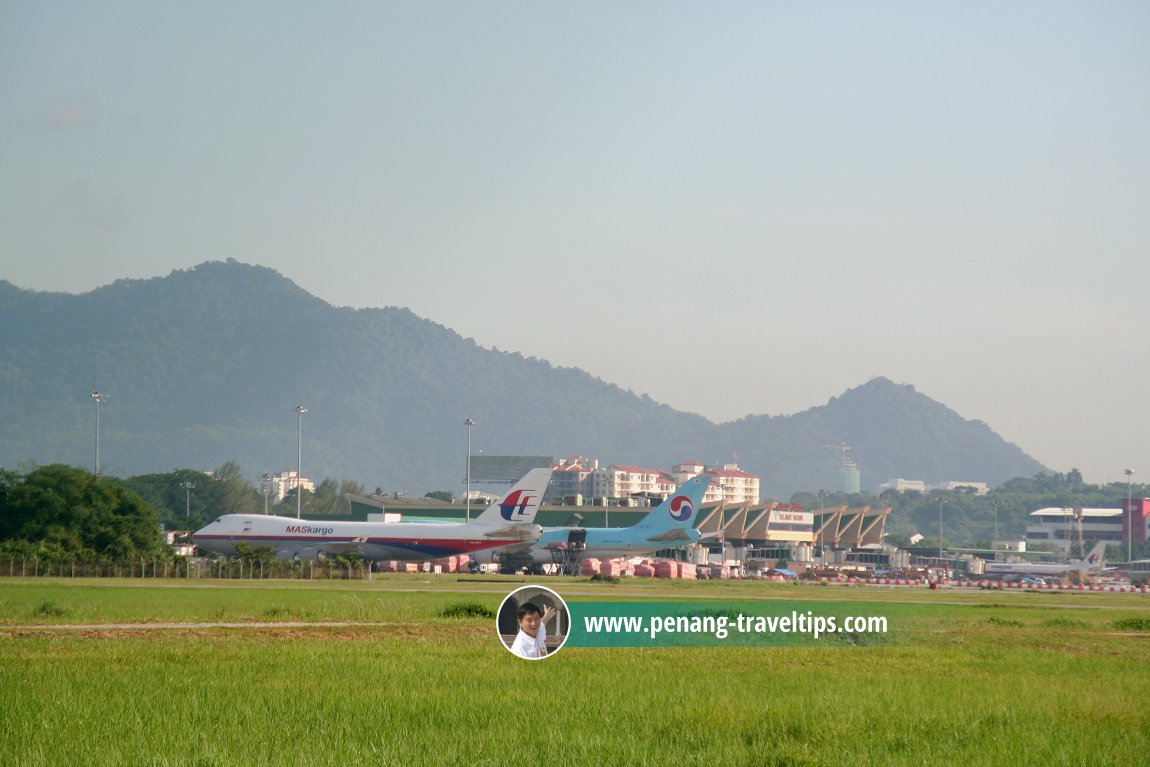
[439,601,495,619]
[33,600,69,618]
[1112,617,1150,632]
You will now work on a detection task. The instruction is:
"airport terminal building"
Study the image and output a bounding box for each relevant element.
[1025,500,1150,555]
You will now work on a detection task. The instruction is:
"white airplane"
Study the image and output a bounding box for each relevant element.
[472,476,711,572]
[191,468,552,562]
[982,541,1108,579]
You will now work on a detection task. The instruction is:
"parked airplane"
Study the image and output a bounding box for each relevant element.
[191,468,552,562]
[474,476,712,572]
[982,541,1108,579]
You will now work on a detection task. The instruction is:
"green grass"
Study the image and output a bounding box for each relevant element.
[1,577,1148,766]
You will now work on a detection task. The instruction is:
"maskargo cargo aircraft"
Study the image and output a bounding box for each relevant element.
[191,468,552,562]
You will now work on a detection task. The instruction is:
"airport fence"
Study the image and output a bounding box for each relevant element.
[0,556,376,581]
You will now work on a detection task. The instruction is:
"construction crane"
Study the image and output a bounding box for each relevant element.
[823,442,852,464]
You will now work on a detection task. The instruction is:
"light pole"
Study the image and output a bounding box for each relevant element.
[1126,469,1135,565]
[938,495,945,561]
[179,481,196,518]
[816,488,825,560]
[295,406,307,519]
[260,474,272,515]
[90,391,108,475]
[464,418,476,522]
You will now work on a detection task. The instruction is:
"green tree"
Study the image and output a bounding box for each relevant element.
[118,468,210,529]
[234,542,275,563]
[307,478,366,518]
[119,462,263,530]
[0,464,165,559]
[213,461,262,518]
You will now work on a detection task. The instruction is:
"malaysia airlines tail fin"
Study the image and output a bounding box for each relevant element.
[635,476,711,539]
[1073,541,1108,572]
[472,468,554,527]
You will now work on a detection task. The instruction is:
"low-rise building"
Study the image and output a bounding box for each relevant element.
[877,478,989,495]
[878,479,927,493]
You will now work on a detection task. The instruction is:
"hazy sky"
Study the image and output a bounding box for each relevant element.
[2,1,1147,485]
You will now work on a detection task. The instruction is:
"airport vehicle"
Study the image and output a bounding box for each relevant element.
[191,468,552,562]
[474,476,711,573]
[982,541,1108,579]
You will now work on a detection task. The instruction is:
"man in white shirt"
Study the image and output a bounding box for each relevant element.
[509,601,556,659]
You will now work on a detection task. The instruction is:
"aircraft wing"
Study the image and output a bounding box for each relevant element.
[646,529,698,542]
[483,525,542,541]
[318,536,371,555]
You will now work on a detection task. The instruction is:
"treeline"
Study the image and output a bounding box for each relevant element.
[0,462,368,561]
[793,469,1149,558]
[116,461,367,531]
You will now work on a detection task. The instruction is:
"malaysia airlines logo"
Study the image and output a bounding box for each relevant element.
[668,495,694,522]
[500,490,538,521]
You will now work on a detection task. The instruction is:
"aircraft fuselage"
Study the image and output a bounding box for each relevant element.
[191,514,540,562]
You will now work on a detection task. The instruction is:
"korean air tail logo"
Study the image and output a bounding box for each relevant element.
[668,495,695,522]
[500,490,537,521]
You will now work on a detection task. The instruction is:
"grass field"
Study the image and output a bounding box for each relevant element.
[1,576,1148,766]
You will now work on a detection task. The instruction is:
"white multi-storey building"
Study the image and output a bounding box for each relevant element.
[674,461,761,504]
[267,470,315,503]
[549,458,761,505]
[550,457,596,502]
[591,464,677,503]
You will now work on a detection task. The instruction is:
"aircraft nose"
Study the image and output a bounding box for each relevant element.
[189,521,216,543]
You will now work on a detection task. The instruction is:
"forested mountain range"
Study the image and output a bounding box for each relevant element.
[0,260,1047,499]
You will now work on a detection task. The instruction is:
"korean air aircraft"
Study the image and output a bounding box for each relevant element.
[191,468,552,562]
[473,476,711,571]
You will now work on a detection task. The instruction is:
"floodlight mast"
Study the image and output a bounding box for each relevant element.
[1126,469,1136,565]
[295,406,307,519]
[260,474,272,515]
[180,481,196,518]
[464,418,476,522]
[90,391,109,475]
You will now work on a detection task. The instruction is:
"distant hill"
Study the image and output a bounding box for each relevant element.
[0,260,1047,498]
